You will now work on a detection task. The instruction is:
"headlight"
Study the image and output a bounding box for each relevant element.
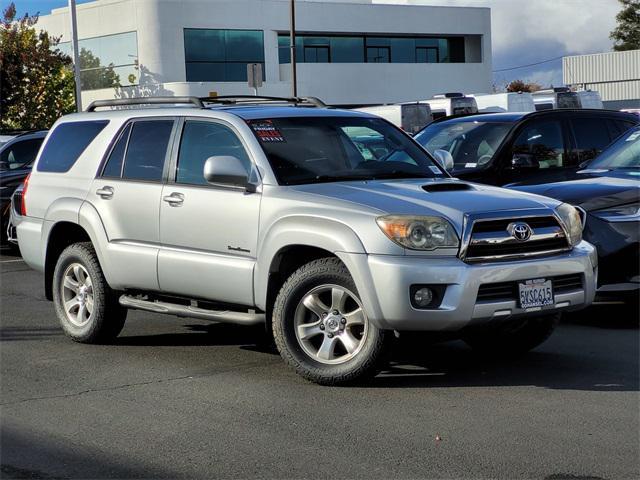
[555,203,583,246]
[592,202,640,222]
[376,215,459,250]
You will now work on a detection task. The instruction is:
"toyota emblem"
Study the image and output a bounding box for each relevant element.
[508,222,532,242]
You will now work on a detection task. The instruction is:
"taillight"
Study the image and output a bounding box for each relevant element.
[20,173,30,216]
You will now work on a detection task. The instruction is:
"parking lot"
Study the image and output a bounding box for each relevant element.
[0,248,638,479]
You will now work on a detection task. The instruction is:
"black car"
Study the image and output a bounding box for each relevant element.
[510,126,640,302]
[0,130,47,246]
[414,109,638,186]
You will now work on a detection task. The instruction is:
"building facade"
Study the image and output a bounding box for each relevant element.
[37,0,493,107]
[563,50,640,110]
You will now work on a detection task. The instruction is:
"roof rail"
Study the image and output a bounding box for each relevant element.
[200,95,328,108]
[433,92,465,99]
[85,96,204,112]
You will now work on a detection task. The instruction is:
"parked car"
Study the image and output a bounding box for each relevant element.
[0,130,47,247]
[414,109,639,186]
[12,96,596,385]
[532,87,582,110]
[508,126,639,303]
[471,92,535,113]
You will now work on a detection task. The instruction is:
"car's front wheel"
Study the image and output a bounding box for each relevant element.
[463,313,560,356]
[52,242,127,343]
[272,257,390,385]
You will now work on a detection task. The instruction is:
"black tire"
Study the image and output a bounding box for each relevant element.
[272,257,391,385]
[463,313,560,356]
[52,242,127,343]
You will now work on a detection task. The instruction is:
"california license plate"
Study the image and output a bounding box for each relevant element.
[518,279,554,309]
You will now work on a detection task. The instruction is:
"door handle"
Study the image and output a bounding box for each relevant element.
[163,192,184,206]
[96,186,114,199]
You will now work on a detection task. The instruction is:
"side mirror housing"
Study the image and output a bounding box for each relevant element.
[511,153,539,170]
[203,155,252,190]
[432,149,454,171]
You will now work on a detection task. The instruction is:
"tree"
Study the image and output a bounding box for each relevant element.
[505,80,543,93]
[610,0,640,51]
[0,2,75,131]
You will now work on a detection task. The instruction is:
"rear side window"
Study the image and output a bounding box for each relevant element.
[37,121,108,172]
[122,120,173,182]
[102,124,131,178]
[570,117,611,162]
[608,119,636,140]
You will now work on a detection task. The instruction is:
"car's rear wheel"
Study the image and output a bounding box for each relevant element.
[52,242,127,343]
[272,257,390,385]
[463,313,560,356]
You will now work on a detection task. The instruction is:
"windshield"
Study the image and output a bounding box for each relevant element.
[588,128,640,169]
[414,121,512,169]
[249,116,444,185]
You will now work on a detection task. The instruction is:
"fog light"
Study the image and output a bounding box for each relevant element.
[413,287,434,308]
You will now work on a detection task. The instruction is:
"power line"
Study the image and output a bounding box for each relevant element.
[493,55,565,73]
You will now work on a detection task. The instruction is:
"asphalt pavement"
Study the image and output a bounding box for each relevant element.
[1,249,638,479]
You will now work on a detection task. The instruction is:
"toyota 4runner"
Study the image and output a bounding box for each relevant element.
[11,96,598,385]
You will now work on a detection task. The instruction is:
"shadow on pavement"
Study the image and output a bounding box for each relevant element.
[0,427,178,479]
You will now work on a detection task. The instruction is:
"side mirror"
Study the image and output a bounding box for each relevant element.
[203,155,252,190]
[511,153,539,170]
[432,149,454,171]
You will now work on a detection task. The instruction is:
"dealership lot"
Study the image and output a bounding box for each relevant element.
[1,250,638,479]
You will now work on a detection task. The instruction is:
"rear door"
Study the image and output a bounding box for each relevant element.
[90,117,177,290]
[157,118,260,305]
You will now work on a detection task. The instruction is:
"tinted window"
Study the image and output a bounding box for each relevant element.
[0,138,43,171]
[570,117,611,162]
[37,121,108,172]
[512,120,566,168]
[608,119,636,140]
[101,124,131,178]
[177,121,251,186]
[122,120,173,182]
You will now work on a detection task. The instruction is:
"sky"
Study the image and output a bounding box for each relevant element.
[7,0,623,89]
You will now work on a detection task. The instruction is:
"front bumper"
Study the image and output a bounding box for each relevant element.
[342,241,597,332]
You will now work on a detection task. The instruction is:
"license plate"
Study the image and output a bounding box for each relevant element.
[518,278,554,309]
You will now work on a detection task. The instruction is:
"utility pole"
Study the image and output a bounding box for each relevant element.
[289,0,297,98]
[68,0,82,111]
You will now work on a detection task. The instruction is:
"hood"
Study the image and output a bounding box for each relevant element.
[509,170,640,212]
[290,178,559,232]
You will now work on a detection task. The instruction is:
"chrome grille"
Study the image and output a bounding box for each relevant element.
[461,212,571,262]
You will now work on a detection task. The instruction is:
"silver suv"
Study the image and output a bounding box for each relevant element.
[12,96,597,385]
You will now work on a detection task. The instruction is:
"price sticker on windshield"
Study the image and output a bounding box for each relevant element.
[250,120,286,143]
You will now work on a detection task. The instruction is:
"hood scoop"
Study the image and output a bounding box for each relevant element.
[422,183,474,193]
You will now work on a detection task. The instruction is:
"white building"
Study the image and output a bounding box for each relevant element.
[37,0,492,107]
[563,50,640,110]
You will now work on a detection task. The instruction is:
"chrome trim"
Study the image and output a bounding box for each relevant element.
[470,226,564,246]
[459,208,571,262]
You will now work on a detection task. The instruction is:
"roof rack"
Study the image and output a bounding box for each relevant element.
[200,95,328,108]
[85,96,204,112]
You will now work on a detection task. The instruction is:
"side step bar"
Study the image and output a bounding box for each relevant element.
[119,295,265,326]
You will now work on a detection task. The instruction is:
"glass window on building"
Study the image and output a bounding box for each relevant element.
[184,29,264,82]
[277,33,466,64]
[57,32,139,91]
[366,46,390,63]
